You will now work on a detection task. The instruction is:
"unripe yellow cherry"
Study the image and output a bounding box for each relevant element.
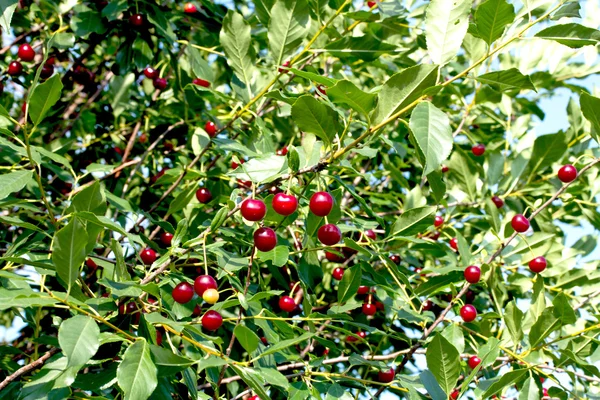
[202,288,219,304]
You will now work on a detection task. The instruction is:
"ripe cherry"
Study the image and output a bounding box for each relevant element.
[332,267,345,280]
[450,389,459,399]
[442,165,449,173]
[434,216,444,227]
[471,143,485,156]
[183,2,197,13]
[468,355,481,369]
[172,282,194,304]
[18,44,35,61]
[450,237,458,251]
[205,121,217,137]
[248,396,259,400]
[143,67,158,79]
[460,304,477,322]
[367,0,377,7]
[193,77,210,87]
[231,158,244,169]
[201,310,223,331]
[119,301,138,315]
[129,13,145,27]
[86,258,98,270]
[194,275,217,296]
[364,229,377,241]
[140,248,157,265]
[491,195,504,208]
[346,331,366,342]
[160,232,173,246]
[272,193,298,216]
[325,251,344,263]
[276,146,288,156]
[464,265,481,284]
[156,329,162,345]
[558,164,577,183]
[316,85,327,95]
[153,78,167,90]
[357,286,370,295]
[260,337,268,345]
[430,231,441,240]
[278,60,290,73]
[375,301,384,311]
[279,296,296,312]
[378,368,395,383]
[241,198,266,221]
[362,303,377,316]
[196,187,212,204]
[390,254,401,264]
[543,388,548,397]
[40,64,53,79]
[317,224,341,245]
[254,227,277,252]
[7,61,23,76]
[511,214,530,233]
[422,300,433,311]
[529,256,547,273]
[202,288,219,304]
[309,191,334,217]
[192,304,202,317]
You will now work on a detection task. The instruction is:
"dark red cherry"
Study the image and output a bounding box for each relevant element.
[278,60,290,73]
[325,251,344,263]
[192,304,202,317]
[7,61,23,76]
[254,227,277,252]
[460,304,477,322]
[193,77,210,87]
[279,296,296,312]
[450,237,458,251]
[40,64,53,79]
[272,193,298,216]
[143,67,159,79]
[529,256,547,273]
[558,164,577,183]
[441,165,449,173]
[468,355,481,369]
[194,275,217,296]
[491,196,504,208]
[317,224,341,246]
[362,303,377,316]
[153,78,167,90]
[160,232,173,246]
[140,248,157,265]
[86,258,98,270]
[422,300,433,311]
[309,192,334,217]
[18,43,35,61]
[464,265,481,284]
[378,368,395,383]
[201,310,223,331]
[172,282,194,304]
[450,389,459,399]
[364,229,377,241]
[205,121,217,137]
[241,198,266,221]
[367,1,377,8]
[316,85,327,95]
[390,254,401,264]
[434,216,444,227]
[357,286,369,295]
[471,143,485,156]
[196,187,212,204]
[276,146,288,156]
[332,267,344,280]
[511,214,530,233]
[129,13,145,27]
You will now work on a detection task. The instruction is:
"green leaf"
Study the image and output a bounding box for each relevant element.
[0,170,34,200]
[287,68,337,86]
[474,0,515,45]
[408,102,453,175]
[255,0,275,25]
[268,0,310,66]
[425,0,473,65]
[70,5,106,38]
[149,345,195,377]
[392,206,435,236]
[260,332,314,358]
[441,324,464,354]
[258,245,289,267]
[187,47,214,82]
[534,23,600,48]
[28,74,63,126]
[552,292,576,325]
[291,95,341,144]
[230,365,270,399]
[519,377,540,400]
[481,369,529,398]
[338,265,361,304]
[287,146,300,173]
[415,271,462,296]
[580,92,600,143]
[551,1,580,20]
[527,131,567,176]
[71,181,105,214]
[478,337,500,366]
[0,0,18,33]
[234,325,261,353]
[228,154,287,183]
[504,300,523,344]
[529,308,560,347]
[372,64,438,125]
[324,35,397,61]
[327,80,376,118]
[117,339,158,400]
[476,68,536,92]
[447,149,478,201]
[52,218,89,292]
[58,315,100,368]
[426,335,460,396]
[220,10,255,95]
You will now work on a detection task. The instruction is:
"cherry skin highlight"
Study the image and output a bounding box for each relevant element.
[205,121,217,137]
[160,232,173,246]
[195,188,212,204]
[471,143,485,156]
[468,355,481,369]
[140,248,157,265]
[434,216,444,227]
[332,267,345,280]
[362,303,377,316]
[17,44,35,61]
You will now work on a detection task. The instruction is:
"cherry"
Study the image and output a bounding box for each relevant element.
[40,64,53,79]
[317,224,341,245]
[464,265,481,284]
[201,310,223,331]
[357,286,369,295]
[140,248,157,265]
[558,164,577,183]
[202,288,219,304]
[288,281,300,295]
[422,300,433,311]
[7,61,23,76]
[430,231,441,240]
[468,355,481,369]
[129,13,145,27]
[316,85,327,95]
[156,329,162,346]
[442,165,449,173]
[172,282,194,304]
[450,237,458,251]
[119,301,138,315]
[17,43,35,62]
[192,304,202,317]
[434,216,444,227]
[511,214,530,233]
[279,296,296,312]
[241,198,266,221]
[346,331,366,342]
[86,258,98,270]
[364,229,377,241]
[278,60,290,73]
[195,187,212,204]
[248,396,259,400]
[529,256,547,273]
[276,146,288,156]
[143,67,158,79]
[151,168,168,184]
[193,77,210,87]
[450,389,459,399]
[460,304,477,322]
[260,337,268,345]
[254,227,277,252]
[272,193,298,216]
[471,143,485,156]
[325,251,344,263]
[465,290,476,304]
[231,158,244,169]
[332,267,344,280]
[362,303,377,316]
[543,388,548,397]
[238,179,252,188]
[205,121,217,137]
[160,232,173,246]
[183,2,197,13]
[194,275,217,296]
[375,301,384,311]
[367,0,377,7]
[309,191,334,217]
[378,368,395,383]
[390,254,401,264]
[491,196,504,208]
[153,78,167,90]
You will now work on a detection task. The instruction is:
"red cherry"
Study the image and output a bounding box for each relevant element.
[332,267,345,280]
[40,64,53,79]
[529,256,547,273]
[464,265,481,284]
[357,286,369,295]
[511,214,530,233]
[194,275,217,296]
[278,60,290,73]
[390,254,401,264]
[430,231,441,241]
[231,158,244,169]
[375,301,384,311]
[460,304,477,322]
[362,303,377,316]
[364,229,377,241]
[378,368,395,383]
[357,331,366,339]
[254,227,277,252]
[153,78,167,90]
[18,43,35,61]
[156,329,162,346]
[325,251,344,263]
[558,164,577,183]
[151,168,168,184]
[288,281,300,295]
[309,192,334,217]
[160,232,173,246]
[248,396,259,400]
[450,389,459,399]
[272,193,298,216]
[193,77,210,87]
[422,300,433,311]
[140,248,157,265]
[172,282,194,304]
[276,146,288,156]
[119,301,137,315]
[192,304,202,317]
[434,216,444,227]
[201,310,223,331]
[238,179,252,188]
[317,224,341,246]
[279,296,296,312]
[346,331,366,342]
[543,388,548,397]
[86,258,98,270]
[129,13,145,27]
[205,121,217,137]
[441,165,449,173]
[491,196,504,208]
[241,198,266,221]
[195,187,212,204]
[260,337,268,345]
[450,237,458,251]
[316,85,327,95]
[7,61,23,76]
[471,144,485,156]
[468,355,481,369]
[143,67,158,79]
[183,2,197,13]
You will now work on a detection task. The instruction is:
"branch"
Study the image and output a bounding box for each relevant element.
[0,348,58,391]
